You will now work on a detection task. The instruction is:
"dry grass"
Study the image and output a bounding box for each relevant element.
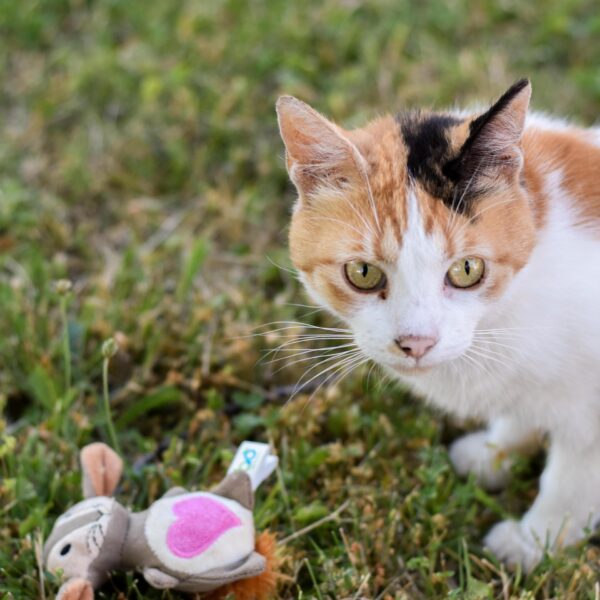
[2,1,600,598]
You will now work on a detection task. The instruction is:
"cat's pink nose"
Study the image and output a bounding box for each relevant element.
[395,335,438,359]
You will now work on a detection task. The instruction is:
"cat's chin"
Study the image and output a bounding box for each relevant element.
[388,363,435,376]
[386,353,462,376]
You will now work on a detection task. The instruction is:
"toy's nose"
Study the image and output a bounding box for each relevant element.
[395,335,437,359]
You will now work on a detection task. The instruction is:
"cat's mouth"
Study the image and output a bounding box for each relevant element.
[389,360,435,375]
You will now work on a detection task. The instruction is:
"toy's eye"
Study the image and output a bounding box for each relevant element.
[447,257,485,289]
[344,261,386,292]
[60,543,72,556]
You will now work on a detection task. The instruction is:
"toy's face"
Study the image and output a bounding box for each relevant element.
[46,497,114,581]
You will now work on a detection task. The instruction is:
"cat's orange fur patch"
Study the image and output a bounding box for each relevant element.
[524,127,600,227]
[280,89,599,314]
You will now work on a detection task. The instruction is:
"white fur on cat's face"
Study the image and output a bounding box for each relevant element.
[351,191,489,372]
[301,190,494,373]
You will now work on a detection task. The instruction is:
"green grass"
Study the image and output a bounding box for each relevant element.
[1,1,600,598]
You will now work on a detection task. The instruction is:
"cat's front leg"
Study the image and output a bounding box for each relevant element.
[449,416,541,490]
[485,435,600,571]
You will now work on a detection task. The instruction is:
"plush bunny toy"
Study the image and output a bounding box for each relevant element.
[43,443,277,600]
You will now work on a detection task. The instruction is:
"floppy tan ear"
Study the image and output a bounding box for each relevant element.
[56,578,94,600]
[80,443,123,498]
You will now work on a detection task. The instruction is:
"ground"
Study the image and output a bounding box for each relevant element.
[1,1,600,598]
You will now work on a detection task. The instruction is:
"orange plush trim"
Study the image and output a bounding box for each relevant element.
[208,531,279,600]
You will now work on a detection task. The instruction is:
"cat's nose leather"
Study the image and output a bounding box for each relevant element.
[395,335,437,359]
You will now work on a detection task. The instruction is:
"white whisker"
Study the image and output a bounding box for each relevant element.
[299,354,370,410]
[268,347,359,371]
[265,254,298,276]
[286,350,365,404]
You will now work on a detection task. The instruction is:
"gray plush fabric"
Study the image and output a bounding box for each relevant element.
[86,501,129,587]
[211,471,254,511]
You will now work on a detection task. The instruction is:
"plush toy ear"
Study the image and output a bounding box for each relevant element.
[80,443,123,498]
[56,578,94,600]
[211,471,254,511]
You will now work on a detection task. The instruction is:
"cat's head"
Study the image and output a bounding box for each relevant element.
[276,80,536,375]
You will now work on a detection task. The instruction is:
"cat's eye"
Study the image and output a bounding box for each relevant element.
[344,261,386,291]
[447,257,485,289]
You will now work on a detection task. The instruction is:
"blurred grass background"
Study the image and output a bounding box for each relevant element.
[1,1,600,598]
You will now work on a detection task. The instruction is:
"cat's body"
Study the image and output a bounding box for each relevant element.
[276,81,600,570]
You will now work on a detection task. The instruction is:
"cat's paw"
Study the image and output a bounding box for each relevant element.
[484,520,543,572]
[449,431,511,490]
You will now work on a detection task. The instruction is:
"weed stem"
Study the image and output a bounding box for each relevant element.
[102,340,121,454]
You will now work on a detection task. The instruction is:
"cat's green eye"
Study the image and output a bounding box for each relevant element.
[344,261,386,291]
[447,257,485,289]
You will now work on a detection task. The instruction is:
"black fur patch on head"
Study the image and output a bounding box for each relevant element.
[443,78,529,188]
[397,111,466,211]
[397,79,530,216]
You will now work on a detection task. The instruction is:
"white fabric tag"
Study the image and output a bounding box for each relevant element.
[227,441,278,491]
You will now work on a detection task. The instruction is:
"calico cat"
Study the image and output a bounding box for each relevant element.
[276,79,600,571]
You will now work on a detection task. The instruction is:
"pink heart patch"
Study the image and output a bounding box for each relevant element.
[166,496,242,558]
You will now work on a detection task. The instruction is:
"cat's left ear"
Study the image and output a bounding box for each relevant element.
[276,96,367,203]
[444,79,531,185]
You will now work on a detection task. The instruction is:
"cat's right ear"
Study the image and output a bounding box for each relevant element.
[276,96,365,203]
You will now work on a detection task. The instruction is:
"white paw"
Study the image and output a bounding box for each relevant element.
[484,520,543,572]
[449,431,511,490]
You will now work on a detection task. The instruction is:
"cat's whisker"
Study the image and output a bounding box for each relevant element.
[466,345,513,371]
[241,324,353,341]
[470,338,518,353]
[364,175,382,234]
[336,192,378,239]
[265,254,298,276]
[259,333,354,342]
[298,354,370,413]
[473,330,528,341]
[261,345,353,366]
[267,346,359,370]
[350,145,382,234]
[453,196,517,240]
[448,159,486,236]
[264,343,356,357]
[323,356,369,395]
[281,303,326,319]
[475,325,542,330]
[462,350,496,379]
[448,358,467,402]
[475,326,543,333]
[469,341,512,361]
[262,333,354,348]
[260,336,355,362]
[288,348,364,387]
[252,320,352,333]
[286,350,365,405]
[303,214,368,239]
[472,331,533,343]
[449,155,496,236]
[365,362,378,389]
[284,302,325,311]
